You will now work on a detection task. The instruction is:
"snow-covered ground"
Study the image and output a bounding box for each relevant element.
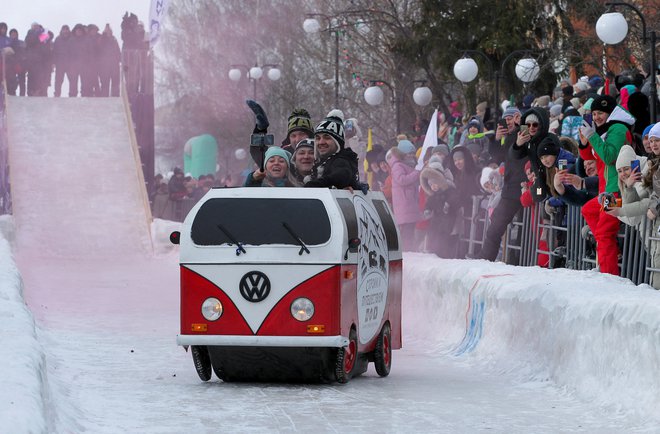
[2,215,659,433]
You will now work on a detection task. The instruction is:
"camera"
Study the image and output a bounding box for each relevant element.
[599,192,622,209]
[250,134,274,147]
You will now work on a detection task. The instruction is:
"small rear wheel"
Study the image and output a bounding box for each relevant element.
[335,328,358,383]
[191,345,212,381]
[374,322,392,377]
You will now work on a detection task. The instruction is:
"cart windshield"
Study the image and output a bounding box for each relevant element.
[191,198,331,246]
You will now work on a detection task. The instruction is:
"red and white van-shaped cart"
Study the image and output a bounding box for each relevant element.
[173,187,402,383]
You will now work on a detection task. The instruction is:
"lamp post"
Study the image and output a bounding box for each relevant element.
[596,2,657,122]
[453,50,539,120]
[228,63,281,100]
[304,14,366,108]
[363,80,432,134]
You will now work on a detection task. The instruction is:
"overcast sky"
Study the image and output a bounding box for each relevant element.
[3,1,150,39]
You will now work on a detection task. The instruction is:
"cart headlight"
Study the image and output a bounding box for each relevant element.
[291,298,314,321]
[201,297,223,321]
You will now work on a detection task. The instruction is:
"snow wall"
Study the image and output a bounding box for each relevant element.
[404,253,660,422]
[2,218,660,427]
[0,216,48,432]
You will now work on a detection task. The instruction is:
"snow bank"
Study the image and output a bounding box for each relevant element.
[404,253,660,422]
[0,216,48,433]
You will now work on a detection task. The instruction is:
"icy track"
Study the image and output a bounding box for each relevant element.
[1,217,659,433]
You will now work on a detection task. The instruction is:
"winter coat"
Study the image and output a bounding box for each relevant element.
[510,107,552,202]
[445,145,482,211]
[390,156,422,224]
[579,105,635,194]
[616,156,650,228]
[489,125,529,200]
[305,147,361,190]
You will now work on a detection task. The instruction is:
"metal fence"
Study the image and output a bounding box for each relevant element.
[459,196,659,287]
[0,55,11,215]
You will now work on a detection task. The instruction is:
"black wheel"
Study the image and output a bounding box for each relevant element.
[374,322,392,377]
[335,328,358,383]
[191,345,212,381]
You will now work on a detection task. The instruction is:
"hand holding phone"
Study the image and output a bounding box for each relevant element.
[630,159,640,173]
[557,159,568,171]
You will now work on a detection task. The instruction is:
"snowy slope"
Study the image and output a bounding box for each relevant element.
[6,96,152,259]
[1,212,658,431]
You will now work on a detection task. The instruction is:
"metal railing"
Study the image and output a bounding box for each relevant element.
[0,52,11,215]
[459,196,659,287]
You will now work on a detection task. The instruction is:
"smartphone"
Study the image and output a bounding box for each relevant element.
[520,125,528,134]
[558,159,568,170]
[583,113,593,125]
[631,159,640,173]
[498,119,508,130]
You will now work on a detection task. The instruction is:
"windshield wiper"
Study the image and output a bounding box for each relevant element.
[217,224,246,256]
[282,222,310,255]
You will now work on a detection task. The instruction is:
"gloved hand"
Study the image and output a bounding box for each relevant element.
[578,119,595,141]
[246,100,269,133]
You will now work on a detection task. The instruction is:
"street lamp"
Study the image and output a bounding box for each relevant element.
[228,63,280,100]
[303,13,367,108]
[453,50,539,120]
[364,80,433,133]
[596,2,657,121]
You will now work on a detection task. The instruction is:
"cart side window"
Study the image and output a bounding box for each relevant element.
[337,198,358,241]
[372,199,399,251]
[191,198,331,246]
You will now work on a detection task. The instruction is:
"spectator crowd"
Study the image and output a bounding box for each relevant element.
[0,14,148,97]
[153,69,658,289]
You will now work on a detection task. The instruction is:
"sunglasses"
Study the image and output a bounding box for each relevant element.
[526,122,539,127]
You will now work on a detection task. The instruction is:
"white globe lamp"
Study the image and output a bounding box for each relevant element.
[228,68,241,81]
[364,85,384,106]
[596,12,628,45]
[249,66,263,80]
[234,148,247,160]
[267,68,281,81]
[303,18,321,34]
[515,58,540,83]
[453,58,478,83]
[413,86,433,106]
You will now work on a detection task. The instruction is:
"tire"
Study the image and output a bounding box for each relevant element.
[191,345,212,381]
[374,322,392,377]
[335,328,358,383]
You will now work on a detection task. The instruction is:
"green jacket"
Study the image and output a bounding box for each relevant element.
[587,106,635,193]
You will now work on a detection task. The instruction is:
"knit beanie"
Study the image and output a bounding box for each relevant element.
[524,113,540,125]
[643,123,656,138]
[293,139,314,155]
[315,109,345,148]
[502,106,521,118]
[549,104,562,118]
[397,139,416,154]
[537,135,561,158]
[265,146,292,168]
[591,95,616,114]
[649,123,660,140]
[615,145,637,170]
[287,109,313,137]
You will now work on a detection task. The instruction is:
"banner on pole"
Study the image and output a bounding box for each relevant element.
[415,109,438,170]
[149,0,170,46]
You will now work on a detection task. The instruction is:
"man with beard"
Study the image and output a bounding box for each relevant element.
[304,110,362,191]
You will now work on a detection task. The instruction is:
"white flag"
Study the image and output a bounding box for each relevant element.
[149,0,170,46]
[415,109,438,171]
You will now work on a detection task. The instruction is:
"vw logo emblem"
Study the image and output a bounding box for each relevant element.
[239,271,271,303]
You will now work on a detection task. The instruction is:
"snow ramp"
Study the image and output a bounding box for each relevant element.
[6,96,152,258]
